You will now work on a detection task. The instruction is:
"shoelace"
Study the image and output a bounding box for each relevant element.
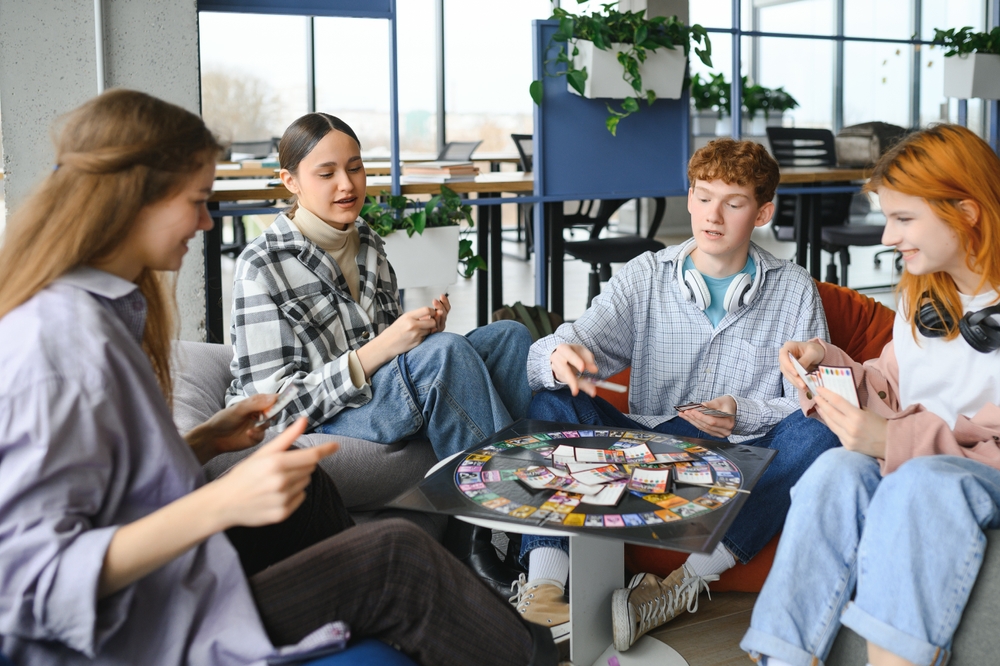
[636,565,719,634]
[508,573,529,608]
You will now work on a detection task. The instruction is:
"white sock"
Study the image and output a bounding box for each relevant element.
[685,542,736,578]
[528,547,569,587]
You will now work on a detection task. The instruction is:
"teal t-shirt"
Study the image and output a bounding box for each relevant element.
[682,254,756,327]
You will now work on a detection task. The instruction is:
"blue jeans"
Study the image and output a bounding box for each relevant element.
[742,449,1000,666]
[317,320,532,460]
[519,390,841,567]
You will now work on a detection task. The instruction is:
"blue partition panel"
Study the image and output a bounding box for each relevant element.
[197,0,393,18]
[532,20,690,200]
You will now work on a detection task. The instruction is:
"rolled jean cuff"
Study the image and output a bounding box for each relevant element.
[740,627,824,666]
[840,601,949,666]
[518,535,569,569]
[723,535,754,565]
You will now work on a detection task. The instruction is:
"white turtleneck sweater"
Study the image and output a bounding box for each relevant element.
[287,206,367,388]
[287,205,362,303]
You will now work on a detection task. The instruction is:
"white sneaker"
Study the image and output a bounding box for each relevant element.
[611,563,718,651]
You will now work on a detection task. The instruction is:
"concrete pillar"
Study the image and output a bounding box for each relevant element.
[0,0,207,341]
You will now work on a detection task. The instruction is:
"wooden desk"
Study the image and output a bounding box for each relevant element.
[777,166,869,280]
[215,165,278,179]
[205,173,534,341]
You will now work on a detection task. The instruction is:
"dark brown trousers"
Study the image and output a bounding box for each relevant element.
[228,471,534,666]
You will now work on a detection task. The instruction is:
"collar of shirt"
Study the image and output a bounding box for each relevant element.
[55,266,147,342]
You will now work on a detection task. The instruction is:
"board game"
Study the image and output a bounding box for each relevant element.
[389,419,776,554]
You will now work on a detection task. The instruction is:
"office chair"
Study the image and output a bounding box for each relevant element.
[766,127,883,286]
[436,140,482,162]
[564,197,668,305]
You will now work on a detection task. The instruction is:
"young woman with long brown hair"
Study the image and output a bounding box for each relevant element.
[741,124,1000,666]
[0,89,555,666]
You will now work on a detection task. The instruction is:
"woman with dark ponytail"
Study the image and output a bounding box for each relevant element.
[0,90,555,666]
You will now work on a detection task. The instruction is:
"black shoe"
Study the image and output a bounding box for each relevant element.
[444,519,522,599]
[525,618,560,666]
[505,532,527,575]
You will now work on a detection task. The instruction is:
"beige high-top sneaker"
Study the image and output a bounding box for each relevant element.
[611,562,718,651]
[509,574,571,642]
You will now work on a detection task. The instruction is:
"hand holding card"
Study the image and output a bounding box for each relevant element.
[255,384,301,427]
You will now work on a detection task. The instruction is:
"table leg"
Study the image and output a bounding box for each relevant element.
[477,200,490,328]
[794,195,807,269]
[569,535,621,665]
[549,203,565,318]
[489,196,504,316]
[205,202,224,344]
[808,193,822,281]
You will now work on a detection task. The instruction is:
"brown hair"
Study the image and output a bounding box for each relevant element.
[865,124,1000,340]
[278,113,361,216]
[0,89,222,398]
[687,138,780,205]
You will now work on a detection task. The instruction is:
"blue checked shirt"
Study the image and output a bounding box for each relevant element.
[527,240,829,442]
[226,214,400,428]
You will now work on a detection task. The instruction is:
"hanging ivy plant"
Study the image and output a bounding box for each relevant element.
[530,1,713,135]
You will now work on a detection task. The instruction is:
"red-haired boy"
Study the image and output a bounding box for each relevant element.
[511,139,840,650]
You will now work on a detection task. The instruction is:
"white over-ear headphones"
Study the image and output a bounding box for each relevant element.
[675,240,762,313]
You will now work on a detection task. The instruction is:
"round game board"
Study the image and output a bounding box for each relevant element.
[453,427,744,529]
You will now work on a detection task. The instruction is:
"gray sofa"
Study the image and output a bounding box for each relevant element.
[827,530,1000,665]
[171,340,445,538]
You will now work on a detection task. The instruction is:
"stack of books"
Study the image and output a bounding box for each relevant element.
[401,161,480,183]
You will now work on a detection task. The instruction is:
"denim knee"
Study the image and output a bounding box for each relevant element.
[484,319,533,352]
[408,331,480,379]
[880,456,995,521]
[790,447,874,502]
[527,389,583,422]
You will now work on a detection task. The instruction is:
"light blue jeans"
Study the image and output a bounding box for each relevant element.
[317,320,532,460]
[741,448,1000,666]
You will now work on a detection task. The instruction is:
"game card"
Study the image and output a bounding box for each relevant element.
[571,464,629,485]
[255,383,300,426]
[653,451,696,463]
[580,481,628,506]
[627,467,672,494]
[674,462,713,485]
[816,366,861,408]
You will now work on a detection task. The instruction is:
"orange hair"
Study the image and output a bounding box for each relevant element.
[864,124,1000,340]
[687,138,780,205]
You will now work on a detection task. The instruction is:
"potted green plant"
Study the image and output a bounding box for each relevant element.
[690,72,728,135]
[530,1,713,135]
[765,86,799,127]
[933,26,1000,99]
[361,185,486,289]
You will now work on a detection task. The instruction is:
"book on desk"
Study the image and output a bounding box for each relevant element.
[401,161,480,183]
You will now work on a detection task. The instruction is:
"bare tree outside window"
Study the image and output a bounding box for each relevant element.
[201,69,282,145]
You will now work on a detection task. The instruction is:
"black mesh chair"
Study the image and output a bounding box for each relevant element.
[564,198,667,306]
[767,127,883,286]
[436,140,482,162]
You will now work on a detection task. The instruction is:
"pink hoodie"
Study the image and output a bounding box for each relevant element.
[800,339,1000,475]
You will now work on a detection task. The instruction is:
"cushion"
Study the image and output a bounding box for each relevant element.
[306,639,418,665]
[172,341,438,512]
[613,283,896,593]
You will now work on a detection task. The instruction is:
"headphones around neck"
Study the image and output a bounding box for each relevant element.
[915,294,1000,353]
[676,241,762,314]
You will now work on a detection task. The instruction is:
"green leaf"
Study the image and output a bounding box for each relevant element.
[567,68,588,95]
[424,194,441,214]
[634,25,648,47]
[529,79,544,105]
[646,89,657,105]
[410,210,426,235]
[606,114,621,135]
[622,96,640,113]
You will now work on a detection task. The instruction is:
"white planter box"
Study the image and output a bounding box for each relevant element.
[944,52,1000,100]
[380,225,459,289]
[693,110,718,136]
[569,40,687,100]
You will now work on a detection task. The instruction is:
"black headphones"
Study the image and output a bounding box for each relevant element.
[915,294,1000,353]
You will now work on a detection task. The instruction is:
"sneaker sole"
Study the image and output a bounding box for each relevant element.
[611,587,635,652]
[551,621,571,643]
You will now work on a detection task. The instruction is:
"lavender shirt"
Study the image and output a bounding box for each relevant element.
[0,268,342,665]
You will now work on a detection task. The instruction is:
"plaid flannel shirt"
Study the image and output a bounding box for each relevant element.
[526,240,829,442]
[225,214,400,428]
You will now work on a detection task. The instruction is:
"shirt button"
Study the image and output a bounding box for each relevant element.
[878,391,887,399]
[362,331,370,339]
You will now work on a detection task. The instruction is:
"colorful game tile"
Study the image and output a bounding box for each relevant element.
[603,515,626,527]
[627,467,672,494]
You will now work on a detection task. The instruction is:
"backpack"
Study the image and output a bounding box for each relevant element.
[492,302,564,341]
[834,122,908,167]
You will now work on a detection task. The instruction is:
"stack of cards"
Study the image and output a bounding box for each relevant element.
[788,354,861,408]
[674,402,736,417]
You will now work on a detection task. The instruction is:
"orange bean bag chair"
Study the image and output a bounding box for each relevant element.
[594,281,895,592]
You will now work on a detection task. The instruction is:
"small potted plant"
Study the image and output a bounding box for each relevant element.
[765,86,799,127]
[361,185,486,290]
[933,26,1000,99]
[690,72,728,135]
[530,1,712,135]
